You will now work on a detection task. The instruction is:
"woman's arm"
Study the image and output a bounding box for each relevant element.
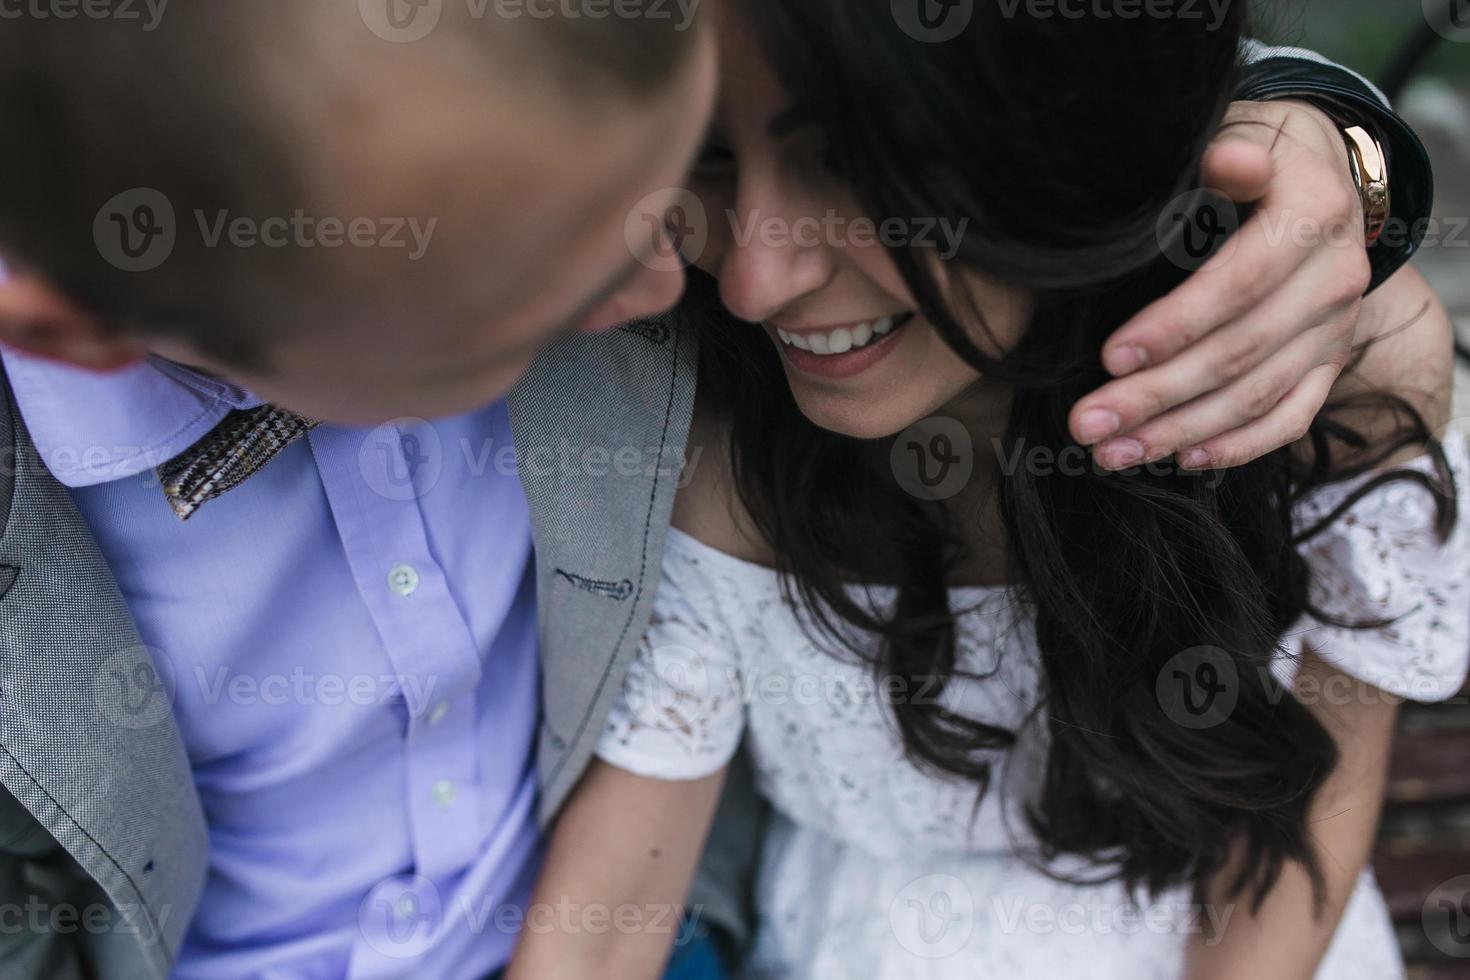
[510,401,752,980]
[1185,263,1457,979]
[506,761,728,980]
[1184,653,1400,980]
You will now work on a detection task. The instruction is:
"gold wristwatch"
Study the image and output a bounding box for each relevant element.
[1340,124,1390,246]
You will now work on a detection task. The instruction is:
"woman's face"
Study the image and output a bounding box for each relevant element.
[689,7,1033,440]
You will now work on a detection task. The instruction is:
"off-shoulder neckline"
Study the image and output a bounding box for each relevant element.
[663,434,1470,597]
[663,525,1011,599]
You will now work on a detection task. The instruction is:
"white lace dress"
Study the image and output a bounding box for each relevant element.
[595,438,1470,980]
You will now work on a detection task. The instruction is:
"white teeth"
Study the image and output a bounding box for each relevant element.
[772,315,908,356]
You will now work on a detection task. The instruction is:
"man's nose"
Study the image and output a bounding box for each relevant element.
[576,263,688,335]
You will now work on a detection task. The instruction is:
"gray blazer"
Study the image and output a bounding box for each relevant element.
[0,311,761,979]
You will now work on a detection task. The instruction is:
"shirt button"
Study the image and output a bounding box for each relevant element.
[395,895,418,920]
[431,780,456,808]
[388,564,420,597]
[427,702,450,727]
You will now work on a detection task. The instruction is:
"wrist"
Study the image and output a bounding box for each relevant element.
[1233,55,1436,294]
[1272,99,1390,247]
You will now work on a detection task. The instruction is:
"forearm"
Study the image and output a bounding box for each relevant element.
[507,760,727,980]
[1184,653,1401,980]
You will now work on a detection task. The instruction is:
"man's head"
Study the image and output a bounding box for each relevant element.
[0,0,716,423]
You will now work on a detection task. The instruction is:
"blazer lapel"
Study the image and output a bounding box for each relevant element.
[508,312,698,820]
[0,373,208,976]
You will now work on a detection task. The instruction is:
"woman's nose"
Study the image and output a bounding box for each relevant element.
[712,187,836,325]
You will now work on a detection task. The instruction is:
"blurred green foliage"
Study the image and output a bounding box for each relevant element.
[1259,0,1469,81]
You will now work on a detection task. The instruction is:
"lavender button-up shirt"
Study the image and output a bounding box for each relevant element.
[2,347,543,979]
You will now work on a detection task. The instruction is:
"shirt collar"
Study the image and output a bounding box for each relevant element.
[2,347,265,489]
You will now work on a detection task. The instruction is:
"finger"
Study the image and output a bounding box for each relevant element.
[1173,363,1341,470]
[1097,192,1323,379]
[1201,136,1273,205]
[1075,260,1349,448]
[1101,104,1366,382]
[1103,324,1346,468]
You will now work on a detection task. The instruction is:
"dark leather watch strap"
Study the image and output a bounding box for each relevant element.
[1234,57,1435,296]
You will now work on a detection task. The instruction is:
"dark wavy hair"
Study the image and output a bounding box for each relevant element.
[692,0,1456,914]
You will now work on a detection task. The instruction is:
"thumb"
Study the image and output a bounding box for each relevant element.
[1201,135,1274,205]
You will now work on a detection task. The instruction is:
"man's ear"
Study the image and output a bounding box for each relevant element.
[0,273,146,372]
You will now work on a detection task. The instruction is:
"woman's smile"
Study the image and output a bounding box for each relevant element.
[766,312,916,379]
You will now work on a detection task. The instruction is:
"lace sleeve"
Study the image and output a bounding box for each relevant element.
[595,556,745,781]
[1281,434,1470,703]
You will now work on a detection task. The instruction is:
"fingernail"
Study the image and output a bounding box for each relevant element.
[1077,408,1121,444]
[1105,344,1149,376]
[1179,449,1212,470]
[1098,438,1145,470]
